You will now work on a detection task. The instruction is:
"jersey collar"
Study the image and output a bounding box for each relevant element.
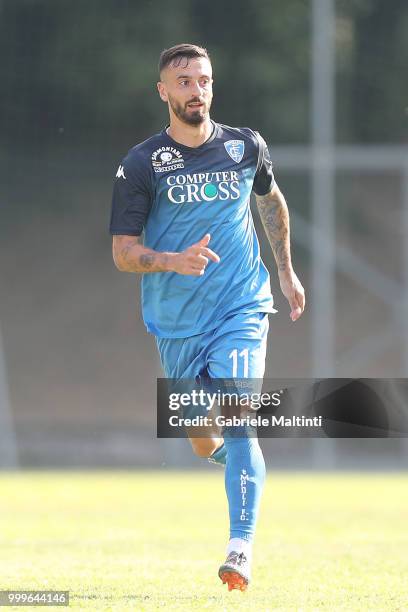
[161,120,219,152]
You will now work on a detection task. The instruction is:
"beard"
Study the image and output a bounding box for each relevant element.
[168,94,211,126]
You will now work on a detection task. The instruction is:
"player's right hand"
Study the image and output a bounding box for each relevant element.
[170,234,220,276]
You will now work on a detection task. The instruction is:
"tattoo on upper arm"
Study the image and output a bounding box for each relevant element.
[256,190,290,272]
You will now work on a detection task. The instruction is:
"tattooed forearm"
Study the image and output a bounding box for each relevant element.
[121,237,142,266]
[255,185,292,273]
[139,253,155,269]
[112,235,170,273]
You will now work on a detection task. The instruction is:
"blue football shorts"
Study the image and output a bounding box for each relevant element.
[156,311,269,381]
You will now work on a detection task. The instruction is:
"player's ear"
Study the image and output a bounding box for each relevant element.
[157,81,168,103]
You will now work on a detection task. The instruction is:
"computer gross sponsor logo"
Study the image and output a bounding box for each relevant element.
[166,171,240,204]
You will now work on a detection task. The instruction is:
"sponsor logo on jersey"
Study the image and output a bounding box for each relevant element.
[151,146,185,173]
[224,140,245,164]
[166,170,240,204]
[116,165,126,179]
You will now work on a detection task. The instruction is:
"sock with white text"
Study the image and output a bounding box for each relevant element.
[223,429,266,541]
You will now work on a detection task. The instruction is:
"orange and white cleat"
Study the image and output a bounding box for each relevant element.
[218,551,250,591]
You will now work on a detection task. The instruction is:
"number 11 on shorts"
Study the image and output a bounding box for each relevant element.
[229,348,249,378]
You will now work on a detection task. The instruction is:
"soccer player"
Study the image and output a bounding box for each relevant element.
[110,43,305,591]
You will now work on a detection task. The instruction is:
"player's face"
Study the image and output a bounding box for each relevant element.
[158,57,213,126]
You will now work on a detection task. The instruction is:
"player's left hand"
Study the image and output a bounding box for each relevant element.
[278,269,305,321]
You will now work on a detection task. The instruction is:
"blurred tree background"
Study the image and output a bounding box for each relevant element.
[0,0,406,153]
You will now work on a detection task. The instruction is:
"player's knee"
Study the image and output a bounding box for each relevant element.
[189,438,218,458]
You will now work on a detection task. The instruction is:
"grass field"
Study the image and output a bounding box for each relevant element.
[1,471,408,611]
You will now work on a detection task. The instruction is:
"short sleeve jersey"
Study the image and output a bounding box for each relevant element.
[110,121,276,338]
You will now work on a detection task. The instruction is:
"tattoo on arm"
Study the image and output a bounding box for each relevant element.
[139,253,155,269]
[255,188,292,272]
[121,236,142,266]
[114,235,169,273]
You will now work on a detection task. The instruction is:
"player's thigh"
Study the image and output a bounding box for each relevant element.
[157,334,222,454]
[206,312,269,380]
[156,334,206,379]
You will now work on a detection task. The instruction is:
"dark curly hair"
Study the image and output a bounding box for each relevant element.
[158,43,211,76]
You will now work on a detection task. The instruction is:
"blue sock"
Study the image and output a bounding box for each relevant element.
[223,429,266,541]
[209,442,227,466]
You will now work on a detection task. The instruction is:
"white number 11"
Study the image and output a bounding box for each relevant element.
[228,348,249,378]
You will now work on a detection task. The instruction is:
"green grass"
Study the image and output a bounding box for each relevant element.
[0,471,408,611]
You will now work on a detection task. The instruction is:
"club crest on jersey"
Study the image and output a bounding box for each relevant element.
[224,140,245,164]
[151,146,185,173]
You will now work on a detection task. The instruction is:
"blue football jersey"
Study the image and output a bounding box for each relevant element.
[110,121,277,338]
